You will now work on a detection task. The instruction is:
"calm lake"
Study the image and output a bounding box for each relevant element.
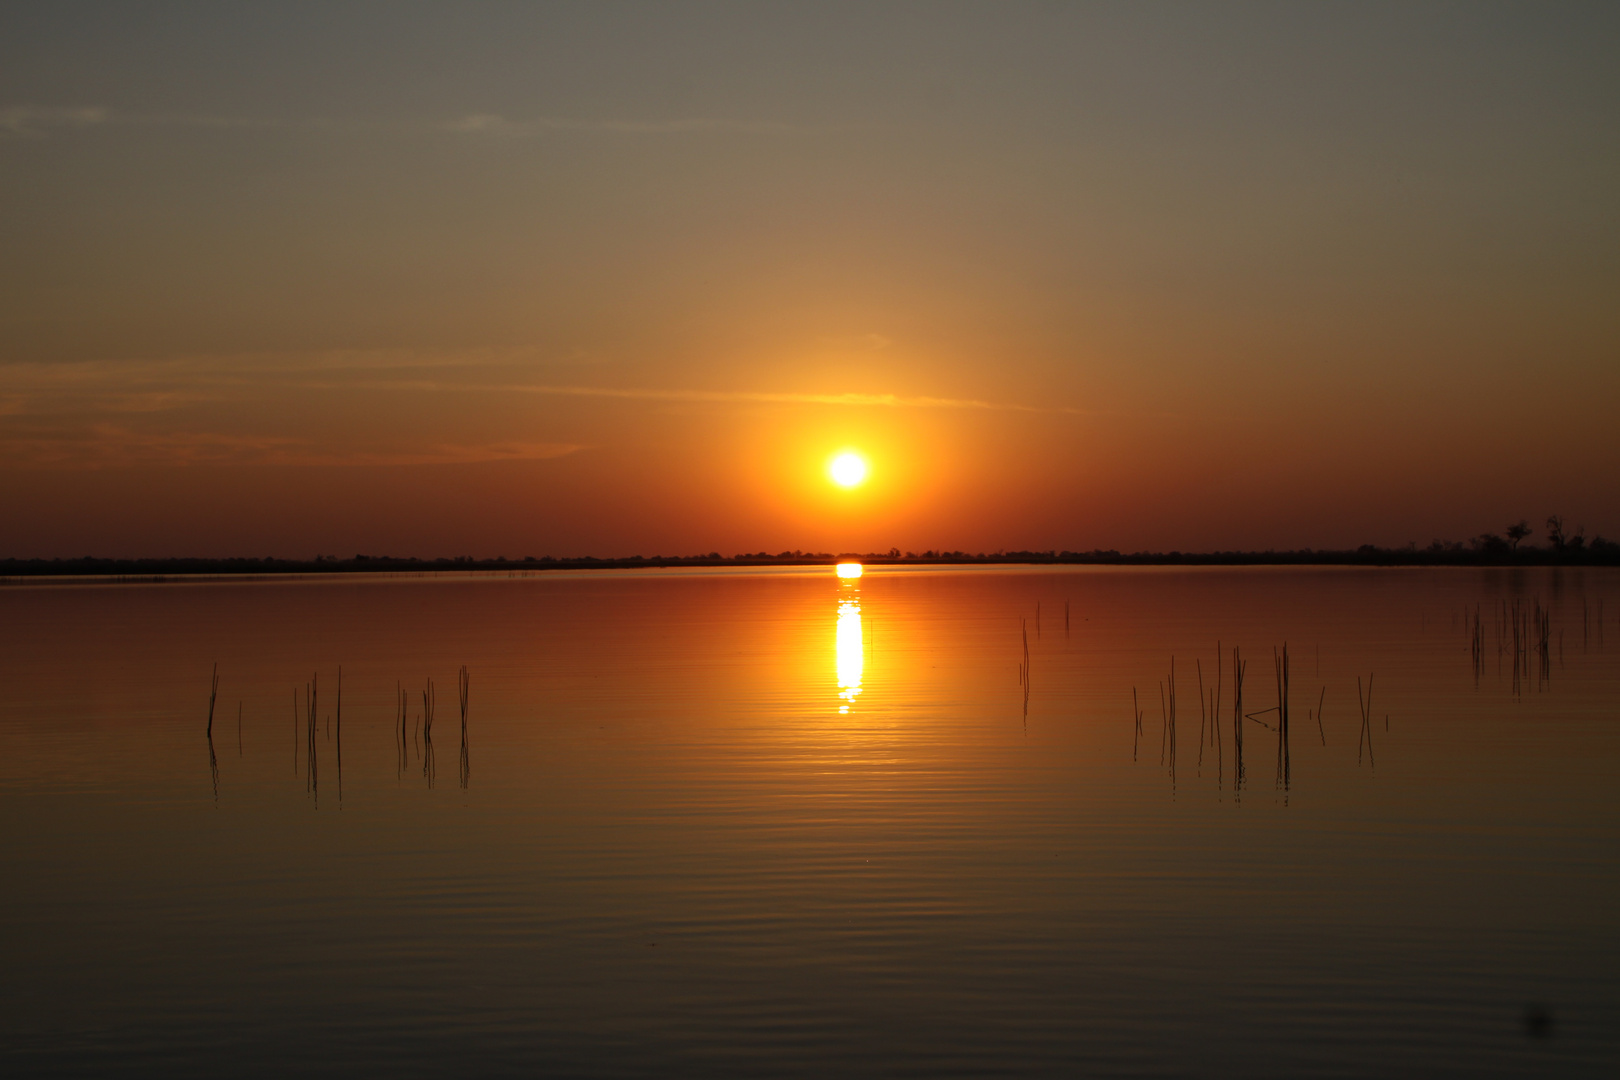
[2,565,1616,1077]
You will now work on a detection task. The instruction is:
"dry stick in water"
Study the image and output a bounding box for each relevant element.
[1158,682,1168,765]
[205,662,219,737]
[207,730,219,804]
[1365,673,1374,760]
[1196,659,1207,768]
[306,673,319,796]
[1132,686,1142,761]
[336,666,343,804]
[398,682,409,777]
[1277,644,1290,790]
[1020,619,1031,729]
[1315,686,1326,745]
[1232,646,1245,791]
[422,678,436,787]
[1356,674,1376,767]
[1018,620,1025,686]
[1274,647,1284,785]
[1168,657,1177,780]
[458,665,471,790]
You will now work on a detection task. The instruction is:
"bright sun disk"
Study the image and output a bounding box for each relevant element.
[829,451,868,488]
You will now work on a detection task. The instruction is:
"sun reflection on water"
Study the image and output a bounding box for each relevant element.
[835,568,864,713]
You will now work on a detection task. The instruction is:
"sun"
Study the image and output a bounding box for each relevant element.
[828,451,869,488]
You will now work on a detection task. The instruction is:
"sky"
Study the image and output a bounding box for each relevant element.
[2,1,1617,559]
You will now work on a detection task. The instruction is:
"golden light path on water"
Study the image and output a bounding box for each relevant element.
[835,564,863,713]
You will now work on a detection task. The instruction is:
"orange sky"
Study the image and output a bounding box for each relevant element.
[2,4,1617,558]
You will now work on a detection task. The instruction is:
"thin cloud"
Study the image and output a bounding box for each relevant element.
[0,356,1094,416]
[446,113,800,136]
[318,441,584,468]
[360,381,1094,416]
[0,105,108,136]
[0,424,584,470]
[2,105,804,140]
[0,425,305,468]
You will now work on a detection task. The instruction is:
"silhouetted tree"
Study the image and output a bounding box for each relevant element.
[1546,515,1566,550]
[1506,520,1532,550]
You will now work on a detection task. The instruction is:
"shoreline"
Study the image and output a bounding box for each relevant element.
[3,546,1617,583]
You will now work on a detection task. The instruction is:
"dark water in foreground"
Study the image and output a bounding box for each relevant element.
[1,565,1616,1077]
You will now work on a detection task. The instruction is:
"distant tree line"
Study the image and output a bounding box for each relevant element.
[2,517,1614,578]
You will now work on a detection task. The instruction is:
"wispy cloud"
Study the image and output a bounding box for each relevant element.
[0,351,1091,470]
[445,113,800,136]
[0,424,583,469]
[353,381,1092,416]
[0,355,1090,416]
[0,105,108,136]
[2,105,804,140]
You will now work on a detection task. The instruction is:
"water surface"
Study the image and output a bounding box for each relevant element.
[2,566,1616,1076]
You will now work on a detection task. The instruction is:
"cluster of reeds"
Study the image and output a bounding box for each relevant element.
[1577,596,1608,651]
[1537,605,1552,683]
[1502,599,1554,695]
[1463,591,1601,694]
[211,665,480,801]
[1130,642,1325,800]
